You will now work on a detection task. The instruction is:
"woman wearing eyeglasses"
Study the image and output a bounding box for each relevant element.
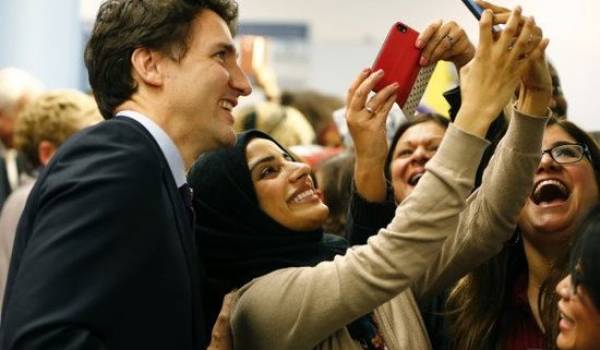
[448,117,600,350]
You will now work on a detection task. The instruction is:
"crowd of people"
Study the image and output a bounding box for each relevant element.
[0,0,598,349]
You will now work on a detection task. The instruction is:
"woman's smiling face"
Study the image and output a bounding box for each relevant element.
[518,125,599,248]
[556,274,600,350]
[246,138,329,231]
[389,121,446,203]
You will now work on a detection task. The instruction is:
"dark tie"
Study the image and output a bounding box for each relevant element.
[178,183,196,230]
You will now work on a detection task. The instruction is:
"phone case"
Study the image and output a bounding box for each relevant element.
[371,22,433,118]
[461,0,484,19]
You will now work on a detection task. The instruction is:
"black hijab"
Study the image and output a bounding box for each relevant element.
[189,130,347,327]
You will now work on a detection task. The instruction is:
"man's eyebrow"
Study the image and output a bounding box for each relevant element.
[248,155,275,173]
[214,42,237,54]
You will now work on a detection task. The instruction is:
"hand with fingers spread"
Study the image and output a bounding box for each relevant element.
[475,0,552,116]
[416,20,475,71]
[346,68,398,202]
[455,6,548,137]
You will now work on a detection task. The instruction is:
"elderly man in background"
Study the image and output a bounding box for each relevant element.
[0,68,44,208]
[0,89,102,310]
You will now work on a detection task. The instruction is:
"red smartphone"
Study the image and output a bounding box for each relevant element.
[371,22,422,107]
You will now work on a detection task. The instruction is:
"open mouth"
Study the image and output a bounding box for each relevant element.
[531,179,570,205]
[408,171,425,186]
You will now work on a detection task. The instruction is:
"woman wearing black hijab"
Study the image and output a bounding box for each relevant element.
[189,9,548,349]
[190,122,488,349]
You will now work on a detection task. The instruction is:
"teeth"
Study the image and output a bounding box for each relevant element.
[293,189,314,203]
[535,179,567,195]
[219,100,234,111]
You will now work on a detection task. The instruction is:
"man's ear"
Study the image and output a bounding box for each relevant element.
[131,48,165,87]
[38,140,57,167]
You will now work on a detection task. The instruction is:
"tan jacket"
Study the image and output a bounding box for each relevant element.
[231,111,547,350]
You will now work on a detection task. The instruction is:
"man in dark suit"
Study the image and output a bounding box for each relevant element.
[0,0,251,349]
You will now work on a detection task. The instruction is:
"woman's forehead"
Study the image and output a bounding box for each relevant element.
[246,138,288,162]
[396,122,446,146]
[543,124,576,145]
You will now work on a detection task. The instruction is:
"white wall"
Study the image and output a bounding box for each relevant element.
[239,0,600,131]
[0,0,83,90]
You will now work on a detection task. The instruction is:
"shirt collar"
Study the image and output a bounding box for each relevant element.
[116,110,186,187]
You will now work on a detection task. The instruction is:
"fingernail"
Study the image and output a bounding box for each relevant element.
[420,56,428,66]
[415,39,423,48]
[363,67,371,74]
[375,69,384,75]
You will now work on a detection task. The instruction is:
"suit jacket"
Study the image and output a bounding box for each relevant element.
[0,117,206,349]
[0,156,10,210]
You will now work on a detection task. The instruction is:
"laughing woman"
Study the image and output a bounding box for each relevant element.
[189,9,548,350]
[447,116,600,350]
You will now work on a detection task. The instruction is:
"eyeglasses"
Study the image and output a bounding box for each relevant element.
[541,143,591,164]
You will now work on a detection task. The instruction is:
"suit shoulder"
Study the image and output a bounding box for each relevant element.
[49,118,164,174]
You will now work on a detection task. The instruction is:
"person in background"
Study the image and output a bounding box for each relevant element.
[0,89,102,309]
[234,101,316,147]
[0,0,251,348]
[313,151,355,236]
[0,68,44,207]
[281,89,345,147]
[548,61,568,118]
[555,205,600,350]
[0,68,44,154]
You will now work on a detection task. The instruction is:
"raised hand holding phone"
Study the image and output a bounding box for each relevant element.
[371,22,435,119]
[455,7,547,137]
[461,0,504,31]
[473,0,552,116]
[345,68,399,201]
[416,20,475,70]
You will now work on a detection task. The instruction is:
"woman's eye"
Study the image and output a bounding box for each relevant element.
[396,149,413,159]
[427,145,439,153]
[557,149,577,157]
[260,166,279,178]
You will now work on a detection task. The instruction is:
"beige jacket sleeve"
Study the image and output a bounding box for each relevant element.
[231,125,489,350]
[412,109,548,300]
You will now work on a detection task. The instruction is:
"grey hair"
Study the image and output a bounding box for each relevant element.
[0,67,44,113]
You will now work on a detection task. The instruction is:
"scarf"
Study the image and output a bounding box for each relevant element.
[189,130,383,348]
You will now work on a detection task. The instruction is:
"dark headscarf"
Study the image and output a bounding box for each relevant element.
[189,130,347,328]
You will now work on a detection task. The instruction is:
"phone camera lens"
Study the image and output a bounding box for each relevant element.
[397,24,407,33]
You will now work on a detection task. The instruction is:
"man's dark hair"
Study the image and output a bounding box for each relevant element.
[84,0,239,119]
